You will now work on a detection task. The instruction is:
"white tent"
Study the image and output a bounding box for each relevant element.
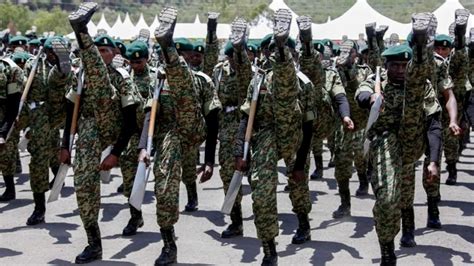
[249,14,273,39]
[149,15,159,33]
[118,13,137,40]
[194,14,201,24]
[433,0,471,35]
[268,0,300,37]
[135,13,149,31]
[96,13,112,34]
[313,0,410,40]
[174,18,207,39]
[108,14,123,39]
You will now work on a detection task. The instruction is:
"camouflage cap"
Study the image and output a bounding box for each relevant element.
[27,38,41,47]
[382,44,412,62]
[126,40,149,60]
[193,40,205,54]
[94,34,116,48]
[174,37,193,52]
[434,34,453,48]
[12,51,31,64]
[9,35,29,46]
[115,39,127,56]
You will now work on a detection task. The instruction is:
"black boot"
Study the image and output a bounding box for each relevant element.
[68,2,97,34]
[154,7,178,52]
[400,207,416,247]
[333,190,351,218]
[261,239,278,266]
[184,183,198,212]
[310,155,323,180]
[328,153,335,168]
[122,204,144,236]
[445,162,457,186]
[0,175,16,202]
[75,224,102,264]
[380,240,396,266]
[427,196,442,229]
[222,204,243,238]
[292,213,311,244]
[117,183,124,193]
[26,192,45,225]
[155,227,177,266]
[355,173,369,196]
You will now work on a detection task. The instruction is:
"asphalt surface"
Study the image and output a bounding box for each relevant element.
[0,137,473,265]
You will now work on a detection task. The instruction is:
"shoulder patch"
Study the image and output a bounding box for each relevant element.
[115,67,130,79]
[194,71,213,83]
[296,71,311,85]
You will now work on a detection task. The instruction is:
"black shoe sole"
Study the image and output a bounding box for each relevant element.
[230,18,247,49]
[296,16,312,43]
[51,39,71,74]
[154,7,178,43]
[273,9,292,46]
[75,254,102,264]
[291,235,311,244]
[68,2,98,24]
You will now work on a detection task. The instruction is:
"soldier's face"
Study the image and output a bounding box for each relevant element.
[386,60,408,84]
[98,46,115,65]
[434,46,451,59]
[189,51,203,68]
[28,45,39,55]
[247,50,255,63]
[45,49,57,65]
[130,58,147,73]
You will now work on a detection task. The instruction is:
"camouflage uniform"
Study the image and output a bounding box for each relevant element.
[144,46,206,229]
[65,32,124,230]
[25,56,71,194]
[236,46,302,241]
[0,58,23,196]
[356,45,431,245]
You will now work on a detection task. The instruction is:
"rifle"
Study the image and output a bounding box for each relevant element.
[48,68,84,202]
[129,74,164,210]
[6,47,44,141]
[221,66,265,214]
[363,66,382,155]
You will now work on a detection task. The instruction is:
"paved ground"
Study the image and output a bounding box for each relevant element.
[1,137,473,265]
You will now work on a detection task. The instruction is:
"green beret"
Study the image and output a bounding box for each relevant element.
[43,36,65,50]
[94,34,116,48]
[224,41,233,57]
[28,38,41,47]
[269,37,296,50]
[434,34,453,48]
[115,39,127,56]
[382,44,412,62]
[249,40,261,50]
[9,36,29,46]
[174,38,193,52]
[260,34,272,49]
[247,42,258,54]
[312,40,325,54]
[193,40,205,54]
[321,39,333,49]
[12,51,31,64]
[126,40,149,60]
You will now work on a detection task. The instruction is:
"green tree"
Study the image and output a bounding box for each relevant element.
[0,2,33,34]
[33,7,72,36]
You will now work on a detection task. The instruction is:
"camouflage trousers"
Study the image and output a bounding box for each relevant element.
[49,129,61,171]
[285,156,311,215]
[399,163,416,209]
[153,131,182,229]
[218,112,242,207]
[74,117,104,228]
[249,129,279,241]
[369,132,402,244]
[334,127,367,192]
[27,105,54,193]
[442,125,459,164]
[0,129,19,177]
[120,133,140,198]
[181,144,199,187]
